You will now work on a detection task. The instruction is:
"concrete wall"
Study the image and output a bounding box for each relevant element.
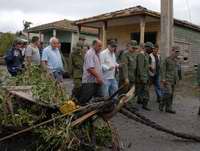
[98,22,200,65]
[100,22,160,50]
[71,32,98,52]
[43,30,72,47]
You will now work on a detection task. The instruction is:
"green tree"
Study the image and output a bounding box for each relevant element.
[0,33,16,56]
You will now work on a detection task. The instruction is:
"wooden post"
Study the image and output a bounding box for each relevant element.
[160,0,174,58]
[39,32,42,41]
[78,25,81,38]
[140,16,146,44]
[27,32,30,41]
[102,21,107,49]
[53,29,56,37]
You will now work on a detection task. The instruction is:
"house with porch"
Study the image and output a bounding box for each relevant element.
[74,5,200,65]
[26,19,98,56]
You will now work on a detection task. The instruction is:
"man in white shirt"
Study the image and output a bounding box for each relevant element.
[149,44,162,102]
[100,40,119,99]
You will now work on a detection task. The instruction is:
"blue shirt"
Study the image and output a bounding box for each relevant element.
[42,46,64,72]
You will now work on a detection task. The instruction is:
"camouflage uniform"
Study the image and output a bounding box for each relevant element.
[121,42,138,91]
[136,52,150,108]
[70,42,85,98]
[136,42,155,110]
[160,54,179,113]
[120,41,139,110]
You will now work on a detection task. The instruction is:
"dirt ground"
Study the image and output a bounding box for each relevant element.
[111,72,200,151]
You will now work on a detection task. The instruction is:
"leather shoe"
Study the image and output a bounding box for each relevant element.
[142,106,151,111]
[166,110,176,114]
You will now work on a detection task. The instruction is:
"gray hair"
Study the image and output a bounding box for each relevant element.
[49,37,59,44]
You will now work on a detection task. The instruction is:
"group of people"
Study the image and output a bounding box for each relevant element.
[70,37,181,114]
[4,36,64,83]
[4,35,181,114]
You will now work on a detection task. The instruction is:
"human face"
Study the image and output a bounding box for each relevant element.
[79,39,85,45]
[146,47,153,54]
[153,48,159,55]
[94,41,102,54]
[108,45,117,53]
[51,40,59,49]
[15,43,23,50]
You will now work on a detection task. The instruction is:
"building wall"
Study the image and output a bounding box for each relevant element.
[71,32,98,52]
[102,22,160,50]
[43,30,72,46]
[174,25,200,65]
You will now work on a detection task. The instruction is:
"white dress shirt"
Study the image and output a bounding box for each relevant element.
[100,48,119,80]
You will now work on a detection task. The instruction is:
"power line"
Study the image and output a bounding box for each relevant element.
[184,0,192,22]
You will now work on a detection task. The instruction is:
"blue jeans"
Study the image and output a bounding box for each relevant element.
[53,70,63,82]
[151,74,162,98]
[102,79,118,99]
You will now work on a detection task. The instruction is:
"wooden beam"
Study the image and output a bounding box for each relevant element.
[53,29,56,37]
[140,16,146,44]
[102,21,107,48]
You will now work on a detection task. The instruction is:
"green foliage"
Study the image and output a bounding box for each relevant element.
[0,108,34,127]
[7,65,69,104]
[0,33,16,55]
[96,126,112,146]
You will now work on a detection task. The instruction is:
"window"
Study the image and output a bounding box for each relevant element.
[131,32,157,44]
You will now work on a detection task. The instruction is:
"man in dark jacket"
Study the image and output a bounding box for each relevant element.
[4,39,24,76]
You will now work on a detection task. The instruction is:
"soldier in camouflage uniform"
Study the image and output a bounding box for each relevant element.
[116,43,129,90]
[159,46,180,114]
[69,35,86,99]
[121,41,138,90]
[136,42,154,111]
[121,40,139,110]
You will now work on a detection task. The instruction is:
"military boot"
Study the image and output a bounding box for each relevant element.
[165,96,176,114]
[142,100,151,111]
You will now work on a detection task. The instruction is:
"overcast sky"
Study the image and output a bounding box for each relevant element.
[0,0,199,32]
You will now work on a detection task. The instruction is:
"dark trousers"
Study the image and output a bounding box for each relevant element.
[160,84,175,111]
[136,82,150,107]
[78,83,102,105]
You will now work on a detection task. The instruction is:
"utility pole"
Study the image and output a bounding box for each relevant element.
[160,0,174,58]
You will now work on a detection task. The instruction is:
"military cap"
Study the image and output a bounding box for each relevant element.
[13,38,23,45]
[129,40,139,48]
[145,42,155,49]
[108,39,118,48]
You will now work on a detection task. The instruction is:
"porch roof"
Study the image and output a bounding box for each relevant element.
[26,19,98,35]
[74,5,200,32]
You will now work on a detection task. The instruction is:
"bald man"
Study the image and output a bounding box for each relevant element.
[78,39,103,105]
[42,37,64,82]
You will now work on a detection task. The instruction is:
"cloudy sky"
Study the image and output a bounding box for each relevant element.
[0,0,199,32]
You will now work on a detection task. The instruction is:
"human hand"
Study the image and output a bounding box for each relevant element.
[109,66,115,70]
[96,77,103,85]
[124,79,129,85]
[160,80,167,88]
